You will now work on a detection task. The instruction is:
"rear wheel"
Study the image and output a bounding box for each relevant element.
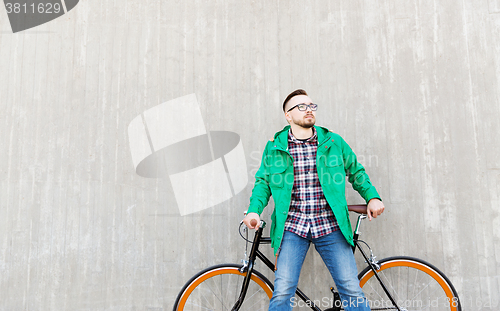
[358,256,461,311]
[173,264,273,311]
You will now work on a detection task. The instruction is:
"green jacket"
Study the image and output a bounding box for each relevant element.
[247,125,381,255]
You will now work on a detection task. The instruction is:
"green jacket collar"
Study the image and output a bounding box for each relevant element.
[271,125,332,151]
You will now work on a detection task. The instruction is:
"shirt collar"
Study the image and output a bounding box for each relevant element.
[288,127,317,143]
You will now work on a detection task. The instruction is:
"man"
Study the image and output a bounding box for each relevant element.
[242,89,385,311]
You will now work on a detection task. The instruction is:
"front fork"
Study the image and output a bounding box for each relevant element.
[231,223,265,311]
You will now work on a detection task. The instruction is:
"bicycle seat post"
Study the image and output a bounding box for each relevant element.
[354,214,367,236]
[352,214,367,254]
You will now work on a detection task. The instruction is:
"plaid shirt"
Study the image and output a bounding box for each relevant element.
[284,128,339,238]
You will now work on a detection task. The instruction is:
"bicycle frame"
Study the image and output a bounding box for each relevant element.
[233,213,403,311]
[352,215,402,311]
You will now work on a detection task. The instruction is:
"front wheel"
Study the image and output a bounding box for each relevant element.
[173,264,273,311]
[358,256,461,311]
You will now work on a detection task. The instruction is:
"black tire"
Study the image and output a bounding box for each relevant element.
[358,256,461,311]
[173,263,274,311]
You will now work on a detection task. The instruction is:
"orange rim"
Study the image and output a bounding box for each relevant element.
[177,267,273,310]
[359,259,458,311]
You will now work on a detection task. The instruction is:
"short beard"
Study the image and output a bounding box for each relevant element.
[293,116,315,128]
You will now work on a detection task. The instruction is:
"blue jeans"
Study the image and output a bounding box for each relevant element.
[269,230,370,311]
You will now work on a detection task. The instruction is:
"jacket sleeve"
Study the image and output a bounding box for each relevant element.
[340,136,381,203]
[247,142,272,215]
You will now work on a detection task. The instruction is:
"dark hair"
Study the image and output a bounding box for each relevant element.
[283,89,308,112]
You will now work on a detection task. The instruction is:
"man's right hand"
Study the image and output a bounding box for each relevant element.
[242,212,261,230]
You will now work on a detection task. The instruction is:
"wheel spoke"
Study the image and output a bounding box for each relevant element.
[380,268,404,303]
[174,266,271,311]
[243,289,268,310]
[184,301,215,311]
[366,275,387,303]
[359,257,460,311]
[203,278,228,310]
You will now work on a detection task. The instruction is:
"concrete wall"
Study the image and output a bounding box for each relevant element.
[1,0,499,310]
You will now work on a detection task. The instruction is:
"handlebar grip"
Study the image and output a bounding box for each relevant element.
[250,219,258,227]
[348,204,368,214]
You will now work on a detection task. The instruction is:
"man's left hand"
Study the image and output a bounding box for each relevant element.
[366,199,385,221]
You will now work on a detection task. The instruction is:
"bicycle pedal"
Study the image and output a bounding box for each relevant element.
[326,287,341,311]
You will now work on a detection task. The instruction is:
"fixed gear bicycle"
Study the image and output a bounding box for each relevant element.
[173,205,461,311]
